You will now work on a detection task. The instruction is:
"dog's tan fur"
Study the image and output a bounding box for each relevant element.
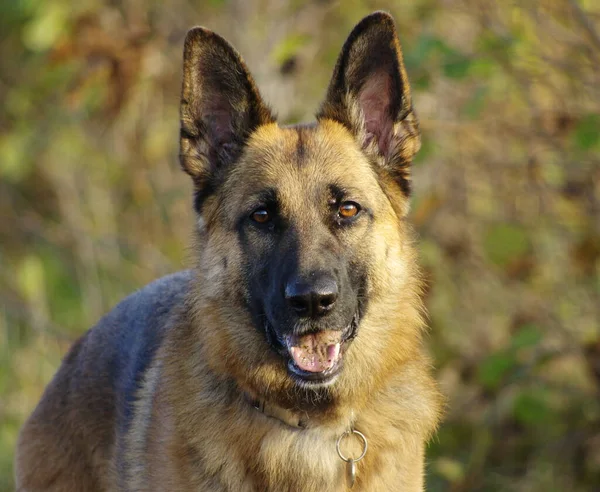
[16,12,442,491]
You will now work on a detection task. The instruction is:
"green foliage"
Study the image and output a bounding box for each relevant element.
[0,133,33,181]
[483,223,530,268]
[478,351,517,390]
[511,324,543,350]
[271,33,311,65]
[22,2,69,52]
[477,325,543,390]
[413,134,436,165]
[463,86,488,119]
[405,33,476,86]
[573,113,600,151]
[442,55,473,80]
[513,389,553,427]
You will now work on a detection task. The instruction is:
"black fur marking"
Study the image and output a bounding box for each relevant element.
[389,167,411,196]
[296,127,307,163]
[328,183,347,204]
[193,182,215,213]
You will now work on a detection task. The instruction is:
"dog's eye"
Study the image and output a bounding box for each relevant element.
[338,202,360,219]
[251,208,271,224]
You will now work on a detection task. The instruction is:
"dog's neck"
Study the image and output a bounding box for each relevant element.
[244,391,308,429]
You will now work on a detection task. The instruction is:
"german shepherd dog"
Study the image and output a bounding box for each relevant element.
[16,12,442,491]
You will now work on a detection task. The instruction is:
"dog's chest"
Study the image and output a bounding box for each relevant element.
[257,426,343,489]
[238,419,382,492]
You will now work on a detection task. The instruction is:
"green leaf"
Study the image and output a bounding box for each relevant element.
[443,56,473,79]
[17,255,46,304]
[0,133,32,182]
[432,457,465,482]
[511,325,543,350]
[22,2,68,52]
[404,34,443,70]
[271,33,310,65]
[413,136,435,165]
[573,113,600,151]
[513,390,552,427]
[470,58,497,78]
[477,33,515,55]
[463,86,488,119]
[413,72,431,91]
[40,248,84,331]
[483,223,530,268]
[477,351,517,390]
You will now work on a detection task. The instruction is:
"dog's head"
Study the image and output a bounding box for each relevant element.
[180,13,424,400]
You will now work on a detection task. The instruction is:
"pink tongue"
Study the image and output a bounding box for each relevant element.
[288,331,342,373]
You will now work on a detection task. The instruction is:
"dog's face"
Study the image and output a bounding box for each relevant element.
[180,13,422,395]
[222,122,381,386]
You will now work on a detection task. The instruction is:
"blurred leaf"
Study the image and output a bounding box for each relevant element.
[541,161,566,187]
[413,135,435,165]
[478,351,517,390]
[5,86,35,118]
[432,457,465,482]
[0,133,32,182]
[17,255,46,304]
[511,325,543,350]
[477,32,515,55]
[413,72,431,91]
[22,2,68,52]
[78,68,111,115]
[483,223,530,268]
[513,390,552,427]
[40,249,84,331]
[470,58,497,78]
[271,33,310,65]
[433,38,459,58]
[463,86,488,119]
[413,193,442,227]
[443,55,473,80]
[573,114,600,151]
[404,34,443,70]
[0,419,20,492]
[0,0,36,33]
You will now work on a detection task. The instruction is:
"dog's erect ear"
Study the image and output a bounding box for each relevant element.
[317,12,420,195]
[180,28,275,192]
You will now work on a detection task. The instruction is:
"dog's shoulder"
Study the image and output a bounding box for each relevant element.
[47,269,193,422]
[16,270,193,491]
[90,269,192,346]
[91,270,193,423]
[77,270,192,373]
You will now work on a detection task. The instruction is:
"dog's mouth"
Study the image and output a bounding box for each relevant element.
[286,329,344,379]
[265,314,359,385]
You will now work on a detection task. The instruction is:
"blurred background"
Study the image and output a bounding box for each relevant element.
[1,0,599,490]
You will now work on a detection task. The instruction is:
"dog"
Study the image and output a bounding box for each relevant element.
[15,11,442,491]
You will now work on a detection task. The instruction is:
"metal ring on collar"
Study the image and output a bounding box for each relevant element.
[336,429,368,463]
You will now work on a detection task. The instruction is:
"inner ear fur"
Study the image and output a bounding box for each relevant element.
[179,28,274,192]
[317,12,420,196]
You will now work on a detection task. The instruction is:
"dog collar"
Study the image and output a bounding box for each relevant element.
[244,393,308,429]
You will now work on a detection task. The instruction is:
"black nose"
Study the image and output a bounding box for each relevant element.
[285,273,338,318]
